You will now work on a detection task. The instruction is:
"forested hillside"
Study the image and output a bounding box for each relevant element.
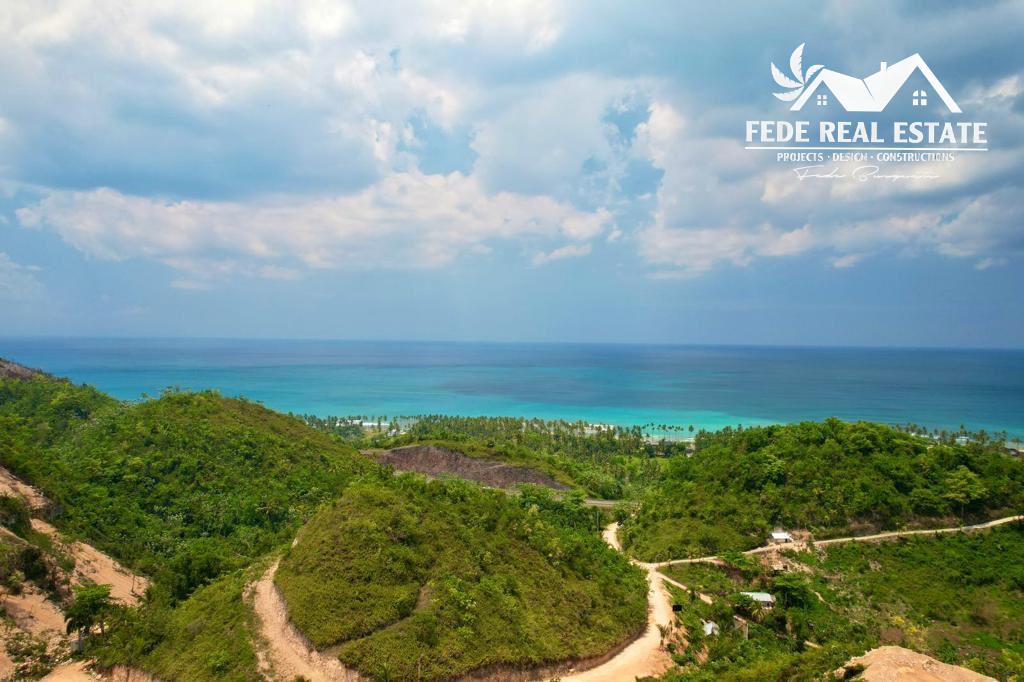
[0,366,650,680]
[0,375,375,600]
[622,419,1024,560]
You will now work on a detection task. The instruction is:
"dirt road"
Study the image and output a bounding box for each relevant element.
[654,514,1024,569]
[249,560,363,682]
[559,522,673,681]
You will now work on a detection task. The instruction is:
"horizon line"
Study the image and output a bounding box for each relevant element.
[1,334,1022,353]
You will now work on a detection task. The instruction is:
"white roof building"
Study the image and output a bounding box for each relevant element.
[741,591,775,606]
[702,620,720,637]
[770,531,794,543]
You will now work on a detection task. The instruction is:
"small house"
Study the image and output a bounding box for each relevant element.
[701,620,719,637]
[740,591,775,608]
[770,531,794,544]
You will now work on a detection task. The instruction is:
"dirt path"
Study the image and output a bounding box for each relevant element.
[559,522,673,681]
[249,560,363,682]
[654,514,1024,569]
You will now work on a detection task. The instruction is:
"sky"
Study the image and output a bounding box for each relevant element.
[0,0,1022,347]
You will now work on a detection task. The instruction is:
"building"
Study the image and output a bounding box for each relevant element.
[740,591,775,608]
[702,620,720,637]
[770,531,794,544]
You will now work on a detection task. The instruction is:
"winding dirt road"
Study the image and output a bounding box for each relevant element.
[559,522,674,681]
[249,561,363,682]
[245,510,1021,681]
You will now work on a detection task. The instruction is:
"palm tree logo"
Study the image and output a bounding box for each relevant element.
[771,43,823,102]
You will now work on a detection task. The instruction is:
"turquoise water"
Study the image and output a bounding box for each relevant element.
[1,338,1022,438]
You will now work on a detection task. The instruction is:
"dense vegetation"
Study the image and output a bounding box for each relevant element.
[95,565,265,681]
[3,363,1022,681]
[622,419,1024,561]
[663,523,1024,680]
[0,372,375,679]
[0,376,375,599]
[276,474,647,680]
[362,414,685,498]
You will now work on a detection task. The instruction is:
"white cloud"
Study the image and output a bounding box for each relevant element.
[638,224,815,277]
[471,74,636,196]
[532,242,591,266]
[17,171,609,284]
[2,0,1023,289]
[631,82,1024,277]
[831,253,866,269]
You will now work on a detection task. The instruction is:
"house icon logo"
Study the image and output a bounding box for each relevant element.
[772,43,961,113]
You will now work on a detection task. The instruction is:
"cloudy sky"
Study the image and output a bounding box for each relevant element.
[1,0,1022,346]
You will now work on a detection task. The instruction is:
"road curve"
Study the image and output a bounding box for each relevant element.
[558,522,674,681]
[653,514,1024,569]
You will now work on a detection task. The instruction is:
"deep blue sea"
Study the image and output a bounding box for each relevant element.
[1,338,1022,439]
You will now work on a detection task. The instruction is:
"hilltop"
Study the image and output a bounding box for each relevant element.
[275,477,647,680]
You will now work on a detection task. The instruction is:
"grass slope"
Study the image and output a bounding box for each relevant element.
[276,475,647,680]
[624,419,1024,560]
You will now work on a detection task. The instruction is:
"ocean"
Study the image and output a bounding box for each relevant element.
[1,338,1022,438]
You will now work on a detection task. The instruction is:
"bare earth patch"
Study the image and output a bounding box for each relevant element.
[30,519,148,606]
[838,646,996,681]
[375,445,569,491]
[0,466,50,513]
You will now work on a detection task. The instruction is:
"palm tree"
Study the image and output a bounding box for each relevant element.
[65,584,113,643]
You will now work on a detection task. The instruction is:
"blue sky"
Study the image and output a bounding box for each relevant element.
[1,1,1022,347]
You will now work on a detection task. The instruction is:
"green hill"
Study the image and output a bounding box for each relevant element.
[0,372,375,599]
[275,475,648,680]
[622,419,1024,561]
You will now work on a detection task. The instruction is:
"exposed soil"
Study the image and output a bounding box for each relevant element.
[374,445,569,491]
[40,663,158,681]
[837,646,996,681]
[40,661,95,680]
[0,466,51,514]
[249,560,363,682]
[0,466,150,679]
[2,585,67,637]
[30,519,148,606]
[655,515,1024,569]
